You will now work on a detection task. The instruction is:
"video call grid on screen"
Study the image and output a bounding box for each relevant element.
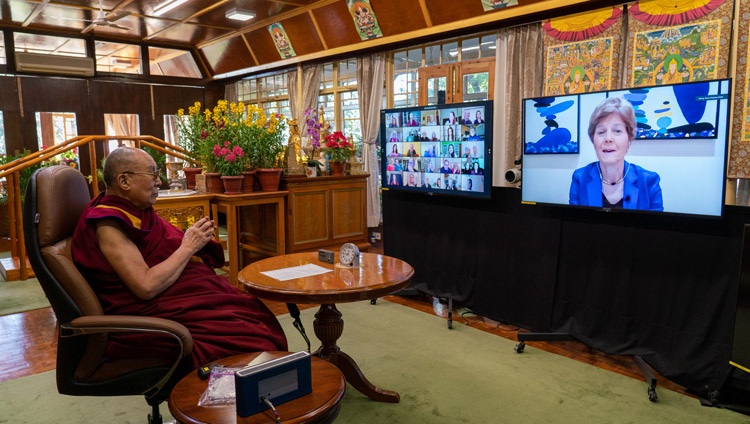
[521,78,730,217]
[381,101,492,198]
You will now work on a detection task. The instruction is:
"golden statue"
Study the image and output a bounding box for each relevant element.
[283,118,305,176]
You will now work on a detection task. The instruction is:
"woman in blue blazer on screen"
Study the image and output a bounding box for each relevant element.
[569,97,663,211]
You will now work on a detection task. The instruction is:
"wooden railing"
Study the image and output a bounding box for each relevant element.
[0,135,198,281]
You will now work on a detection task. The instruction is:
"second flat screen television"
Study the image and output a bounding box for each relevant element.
[381,101,493,199]
[521,78,730,217]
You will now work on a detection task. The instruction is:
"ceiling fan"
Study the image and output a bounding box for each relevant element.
[43,0,132,32]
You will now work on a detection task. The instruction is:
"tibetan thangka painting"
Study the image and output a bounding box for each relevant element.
[545,38,614,96]
[268,23,296,59]
[631,20,721,87]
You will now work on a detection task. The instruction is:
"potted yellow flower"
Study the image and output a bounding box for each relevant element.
[176,101,208,189]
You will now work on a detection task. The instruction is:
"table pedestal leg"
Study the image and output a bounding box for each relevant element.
[312,303,400,403]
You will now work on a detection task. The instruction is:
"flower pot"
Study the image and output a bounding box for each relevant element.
[183,167,202,190]
[204,172,224,194]
[241,170,256,193]
[330,161,347,176]
[256,168,283,191]
[305,166,318,178]
[221,175,244,194]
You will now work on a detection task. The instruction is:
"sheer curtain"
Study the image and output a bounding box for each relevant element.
[289,65,322,149]
[357,53,385,227]
[494,24,544,187]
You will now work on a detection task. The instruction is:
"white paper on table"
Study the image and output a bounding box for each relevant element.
[260,263,332,281]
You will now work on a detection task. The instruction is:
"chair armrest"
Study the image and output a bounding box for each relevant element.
[65,315,193,357]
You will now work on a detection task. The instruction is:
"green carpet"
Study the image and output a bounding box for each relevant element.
[0,278,50,316]
[0,300,747,423]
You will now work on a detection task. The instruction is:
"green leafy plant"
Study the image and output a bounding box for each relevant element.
[176,101,208,168]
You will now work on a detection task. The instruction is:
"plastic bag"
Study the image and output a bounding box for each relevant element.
[197,366,243,406]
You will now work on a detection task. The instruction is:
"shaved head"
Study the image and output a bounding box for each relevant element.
[103,147,152,188]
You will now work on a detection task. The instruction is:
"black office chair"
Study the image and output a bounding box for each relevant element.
[23,165,193,424]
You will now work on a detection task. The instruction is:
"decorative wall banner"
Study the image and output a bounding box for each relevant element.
[347,0,383,40]
[543,6,623,42]
[542,7,623,96]
[545,38,614,95]
[623,0,732,88]
[268,23,296,59]
[630,20,721,87]
[481,0,519,11]
[728,0,750,178]
[630,0,727,26]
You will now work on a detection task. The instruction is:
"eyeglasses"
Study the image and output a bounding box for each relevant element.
[122,171,161,182]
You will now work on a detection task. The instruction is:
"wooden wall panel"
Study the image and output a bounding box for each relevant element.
[89,81,151,114]
[313,2,363,49]
[370,0,428,35]
[282,13,325,55]
[0,77,18,111]
[427,0,486,26]
[245,28,282,65]
[20,77,87,115]
[201,37,256,76]
[153,85,207,116]
[1,76,208,157]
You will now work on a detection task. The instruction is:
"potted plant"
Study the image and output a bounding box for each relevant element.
[303,107,325,177]
[176,101,208,189]
[245,106,287,191]
[213,141,246,194]
[324,131,354,175]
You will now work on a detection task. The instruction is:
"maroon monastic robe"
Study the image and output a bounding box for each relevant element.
[71,193,288,368]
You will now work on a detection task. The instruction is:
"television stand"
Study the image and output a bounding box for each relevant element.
[514,332,659,402]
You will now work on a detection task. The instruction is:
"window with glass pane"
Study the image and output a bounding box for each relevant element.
[317,94,336,131]
[237,79,257,102]
[14,33,87,57]
[462,72,489,101]
[341,91,361,154]
[96,41,141,74]
[480,34,496,58]
[393,71,417,108]
[0,33,5,65]
[0,111,5,155]
[338,59,357,87]
[35,112,79,167]
[148,46,201,78]
[424,44,441,66]
[461,37,480,61]
[320,63,334,90]
[442,40,459,64]
[394,48,421,108]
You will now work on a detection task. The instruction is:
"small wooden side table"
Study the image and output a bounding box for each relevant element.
[168,351,345,424]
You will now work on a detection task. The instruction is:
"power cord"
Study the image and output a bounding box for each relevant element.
[261,396,281,424]
[286,303,311,352]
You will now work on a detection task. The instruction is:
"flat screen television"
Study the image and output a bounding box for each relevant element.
[521,78,730,217]
[380,101,493,199]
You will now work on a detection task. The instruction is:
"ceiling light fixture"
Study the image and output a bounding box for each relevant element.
[154,0,188,17]
[226,8,255,21]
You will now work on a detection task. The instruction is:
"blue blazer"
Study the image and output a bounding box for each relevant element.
[569,161,663,211]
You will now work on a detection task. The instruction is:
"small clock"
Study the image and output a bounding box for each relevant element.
[339,243,360,267]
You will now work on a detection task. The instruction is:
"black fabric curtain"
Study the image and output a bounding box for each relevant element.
[383,187,748,394]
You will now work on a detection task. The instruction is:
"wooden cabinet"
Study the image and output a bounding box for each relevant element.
[281,175,369,253]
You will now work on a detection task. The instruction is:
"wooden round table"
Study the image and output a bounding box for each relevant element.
[168,352,346,424]
[238,252,414,403]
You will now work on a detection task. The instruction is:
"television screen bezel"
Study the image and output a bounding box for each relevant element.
[380,100,493,200]
[520,78,731,218]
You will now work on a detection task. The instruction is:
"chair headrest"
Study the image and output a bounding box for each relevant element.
[35,166,91,248]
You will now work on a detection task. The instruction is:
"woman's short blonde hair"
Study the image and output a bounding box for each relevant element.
[587,97,636,142]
